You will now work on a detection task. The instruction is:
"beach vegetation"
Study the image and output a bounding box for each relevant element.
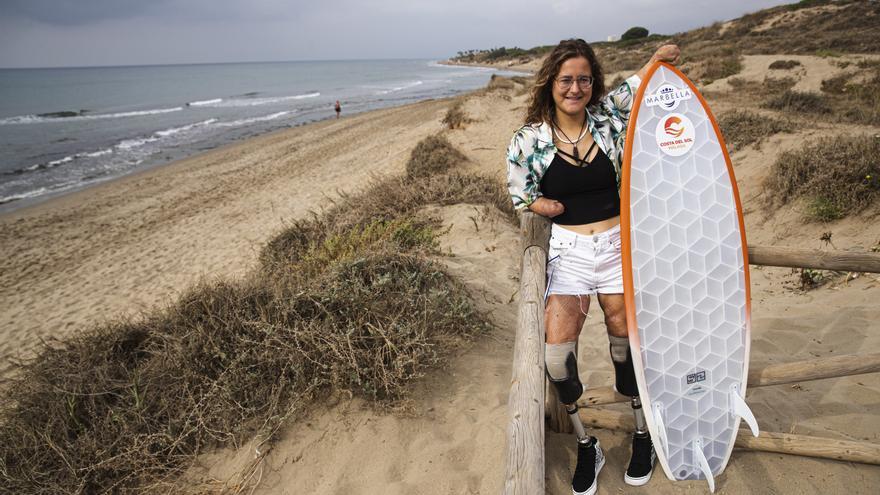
[487,74,516,91]
[820,72,852,94]
[806,196,845,222]
[764,134,880,221]
[799,268,829,290]
[404,134,468,178]
[769,59,801,70]
[717,110,792,151]
[0,135,513,493]
[761,89,831,114]
[815,48,843,58]
[443,100,471,130]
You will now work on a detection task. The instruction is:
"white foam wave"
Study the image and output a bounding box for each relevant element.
[0,106,183,125]
[155,119,217,137]
[188,98,223,106]
[376,81,423,95]
[215,111,292,127]
[215,92,320,107]
[0,187,51,205]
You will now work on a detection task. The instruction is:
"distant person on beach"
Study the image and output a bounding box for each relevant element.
[334,100,341,118]
[507,39,680,495]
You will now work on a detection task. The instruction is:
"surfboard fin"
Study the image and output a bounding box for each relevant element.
[730,384,760,437]
[652,403,669,460]
[692,438,715,493]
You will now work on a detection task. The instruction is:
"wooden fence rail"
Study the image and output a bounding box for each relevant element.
[579,352,880,407]
[504,212,880,491]
[502,213,550,495]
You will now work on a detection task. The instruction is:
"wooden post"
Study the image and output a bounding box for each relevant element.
[748,245,880,273]
[578,408,880,465]
[578,352,880,407]
[503,212,550,495]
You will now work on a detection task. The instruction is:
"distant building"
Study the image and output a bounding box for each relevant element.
[607,35,617,42]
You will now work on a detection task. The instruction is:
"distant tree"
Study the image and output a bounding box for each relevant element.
[621,26,649,41]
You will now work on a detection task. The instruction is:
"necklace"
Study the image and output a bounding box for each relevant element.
[552,112,589,160]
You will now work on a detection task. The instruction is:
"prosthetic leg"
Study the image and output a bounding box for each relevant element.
[610,335,656,486]
[546,342,605,495]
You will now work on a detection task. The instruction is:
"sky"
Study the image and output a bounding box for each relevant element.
[0,0,795,68]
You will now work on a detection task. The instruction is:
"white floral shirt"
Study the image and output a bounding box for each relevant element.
[506,74,642,210]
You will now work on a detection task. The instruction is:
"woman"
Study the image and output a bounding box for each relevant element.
[507,39,680,495]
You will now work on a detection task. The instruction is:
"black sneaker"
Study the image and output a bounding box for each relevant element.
[572,437,605,495]
[624,432,656,486]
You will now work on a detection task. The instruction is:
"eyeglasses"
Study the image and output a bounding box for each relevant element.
[555,76,594,90]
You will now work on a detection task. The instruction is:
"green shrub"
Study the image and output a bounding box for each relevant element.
[764,135,880,220]
[621,26,649,41]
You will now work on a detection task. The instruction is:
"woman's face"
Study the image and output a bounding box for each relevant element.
[552,56,593,119]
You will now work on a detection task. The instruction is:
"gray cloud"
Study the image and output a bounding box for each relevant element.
[0,0,795,68]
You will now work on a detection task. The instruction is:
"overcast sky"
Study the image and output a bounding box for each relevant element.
[0,0,794,68]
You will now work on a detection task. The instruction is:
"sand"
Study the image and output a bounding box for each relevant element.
[2,57,879,494]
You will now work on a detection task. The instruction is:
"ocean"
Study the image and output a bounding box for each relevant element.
[0,59,519,211]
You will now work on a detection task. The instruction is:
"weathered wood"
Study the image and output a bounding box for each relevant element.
[748,245,880,273]
[579,408,880,465]
[748,352,880,387]
[503,212,549,495]
[735,431,880,465]
[520,210,551,253]
[579,352,880,407]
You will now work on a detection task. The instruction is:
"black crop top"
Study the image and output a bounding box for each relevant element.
[539,149,620,225]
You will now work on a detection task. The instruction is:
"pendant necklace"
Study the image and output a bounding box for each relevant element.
[553,112,589,160]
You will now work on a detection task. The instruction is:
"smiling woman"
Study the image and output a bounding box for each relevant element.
[506,38,679,495]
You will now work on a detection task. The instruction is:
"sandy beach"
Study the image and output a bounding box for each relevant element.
[3,48,880,495]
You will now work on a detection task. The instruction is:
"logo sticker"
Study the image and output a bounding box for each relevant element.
[655,113,695,157]
[645,83,693,111]
[686,370,706,384]
[684,369,709,396]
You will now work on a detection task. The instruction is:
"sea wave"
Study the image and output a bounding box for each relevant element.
[187,98,223,106]
[6,119,217,176]
[213,92,320,107]
[0,106,184,125]
[376,81,423,95]
[4,148,115,175]
[215,111,293,127]
[155,119,218,137]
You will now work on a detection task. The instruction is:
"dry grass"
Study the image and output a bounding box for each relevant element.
[0,135,514,494]
[761,90,832,114]
[486,74,515,91]
[769,59,802,70]
[764,134,880,221]
[442,100,471,130]
[404,135,469,179]
[717,111,792,151]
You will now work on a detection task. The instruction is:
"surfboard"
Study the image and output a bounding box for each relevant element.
[620,62,759,492]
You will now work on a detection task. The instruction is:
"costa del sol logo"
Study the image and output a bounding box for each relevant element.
[654,113,695,157]
[645,83,692,111]
[664,116,685,138]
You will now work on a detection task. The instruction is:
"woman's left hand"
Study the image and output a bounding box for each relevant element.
[651,44,681,65]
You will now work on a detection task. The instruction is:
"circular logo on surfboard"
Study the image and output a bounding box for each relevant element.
[655,113,695,156]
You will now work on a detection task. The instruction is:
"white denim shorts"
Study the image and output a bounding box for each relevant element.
[545,223,624,298]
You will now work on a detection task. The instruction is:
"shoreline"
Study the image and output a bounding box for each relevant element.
[0,97,461,219]
[0,95,458,379]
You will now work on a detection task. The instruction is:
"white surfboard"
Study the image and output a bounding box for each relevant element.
[620,62,758,492]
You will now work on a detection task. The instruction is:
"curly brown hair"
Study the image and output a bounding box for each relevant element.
[524,39,605,126]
